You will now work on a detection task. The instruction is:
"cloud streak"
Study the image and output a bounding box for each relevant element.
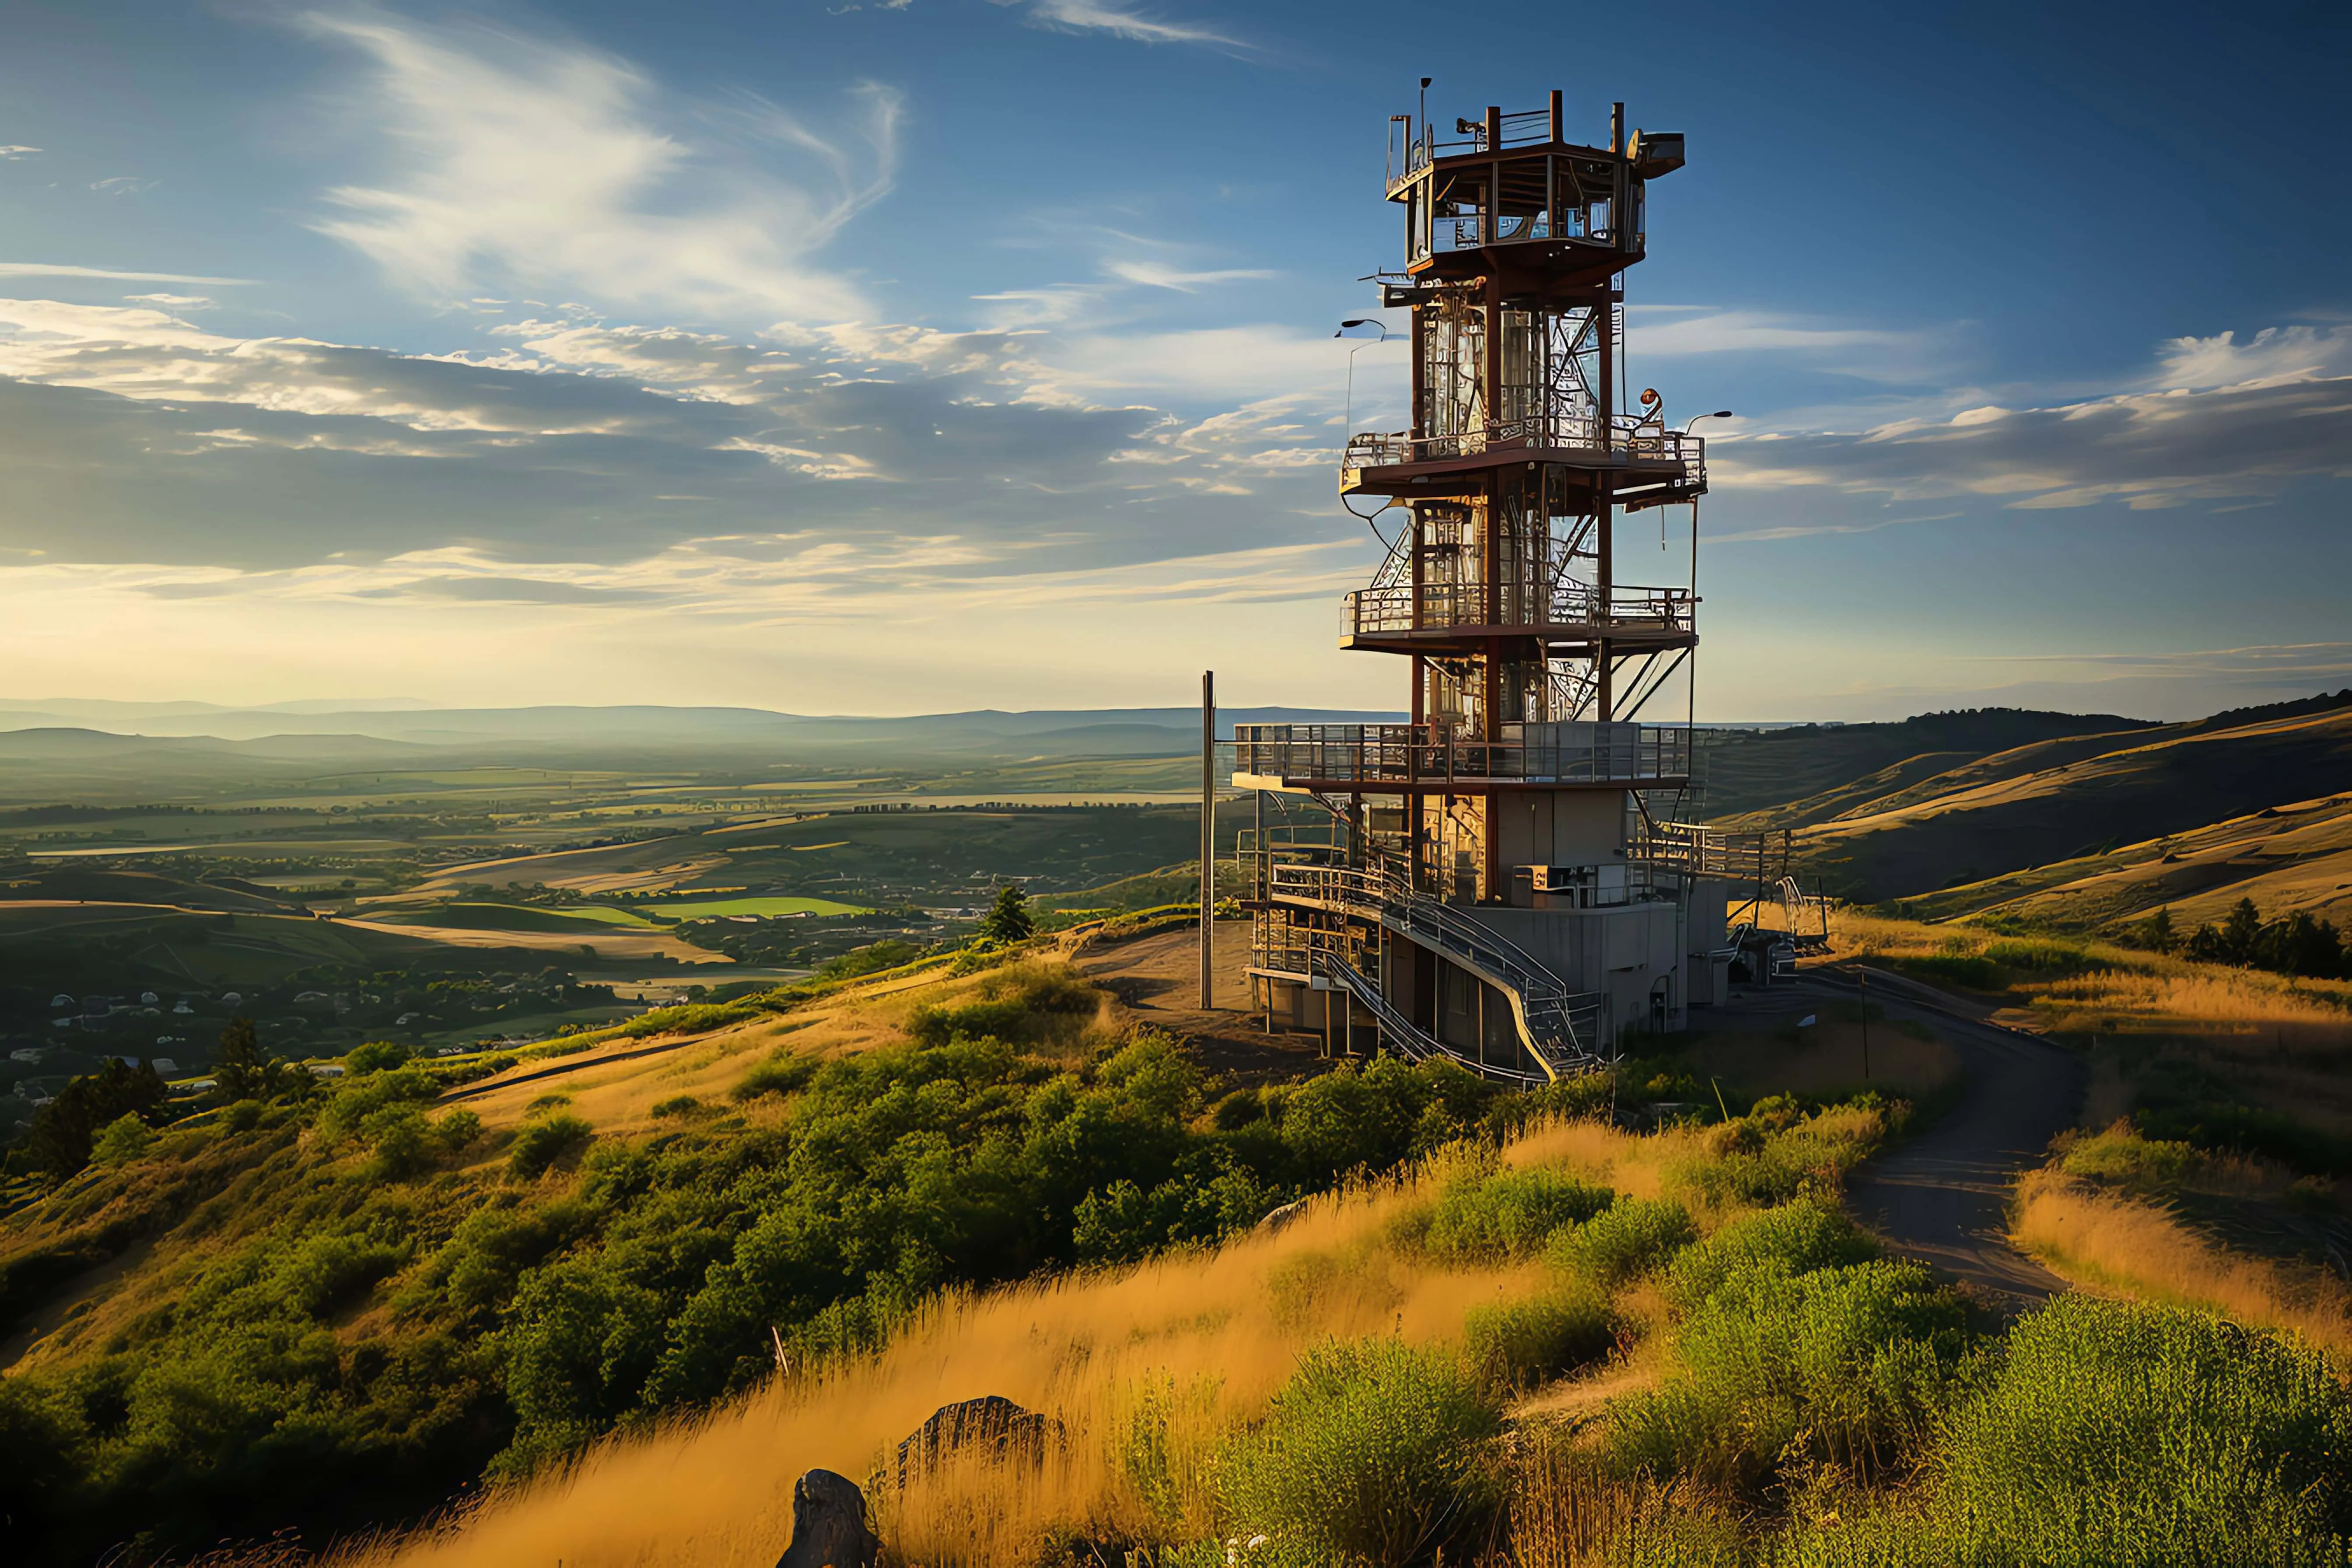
[1711,326,2352,511]
[301,11,899,322]
[1012,0,1241,48]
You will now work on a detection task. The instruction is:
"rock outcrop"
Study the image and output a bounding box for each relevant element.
[892,1395,1063,1485]
[775,1468,879,1568]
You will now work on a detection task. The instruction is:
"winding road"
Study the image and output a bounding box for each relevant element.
[1817,966,2086,1306]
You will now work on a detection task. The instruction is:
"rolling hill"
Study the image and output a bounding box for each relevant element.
[1750,695,2352,922]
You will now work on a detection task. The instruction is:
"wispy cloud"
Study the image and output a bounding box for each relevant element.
[1711,325,2352,511]
[0,262,252,284]
[300,11,899,322]
[1627,307,1950,384]
[1709,511,1960,545]
[89,176,159,196]
[0,147,41,160]
[1104,258,1277,291]
[1009,0,1242,48]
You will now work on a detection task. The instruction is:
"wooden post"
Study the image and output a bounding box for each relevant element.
[1200,670,1215,1008]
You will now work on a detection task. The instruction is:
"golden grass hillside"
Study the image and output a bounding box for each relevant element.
[1781,704,2352,905]
[312,1110,1842,1568]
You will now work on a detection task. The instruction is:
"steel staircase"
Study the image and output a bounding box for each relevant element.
[1267,860,1606,1082]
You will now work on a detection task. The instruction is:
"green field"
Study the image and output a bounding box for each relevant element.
[376,901,660,932]
[642,895,872,918]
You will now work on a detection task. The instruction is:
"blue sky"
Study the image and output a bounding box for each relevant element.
[0,0,2345,719]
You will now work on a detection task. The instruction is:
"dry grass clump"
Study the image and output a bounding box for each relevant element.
[2010,1168,2352,1356]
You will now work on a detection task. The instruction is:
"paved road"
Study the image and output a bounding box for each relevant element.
[1821,968,2086,1307]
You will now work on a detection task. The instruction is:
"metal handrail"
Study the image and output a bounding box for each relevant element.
[1232,721,1692,787]
[1345,581,1693,637]
[1343,420,1705,476]
[1318,949,1553,1087]
[1265,860,1604,1077]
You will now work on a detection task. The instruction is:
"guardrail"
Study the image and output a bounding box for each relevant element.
[1232,721,1691,787]
[1635,822,1798,879]
[1342,420,1703,477]
[1344,581,1693,638]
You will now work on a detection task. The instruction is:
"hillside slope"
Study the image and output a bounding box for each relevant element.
[1789,706,2352,905]
[1698,709,2151,820]
[1898,791,2352,931]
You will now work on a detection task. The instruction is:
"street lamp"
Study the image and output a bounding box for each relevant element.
[1335,318,1391,438]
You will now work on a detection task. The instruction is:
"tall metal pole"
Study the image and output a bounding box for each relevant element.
[1200,670,1215,1008]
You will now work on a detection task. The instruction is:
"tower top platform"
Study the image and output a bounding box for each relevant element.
[1386,92,1683,289]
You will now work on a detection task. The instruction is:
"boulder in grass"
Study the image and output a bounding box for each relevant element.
[893,1395,1063,1485]
[775,1468,879,1568]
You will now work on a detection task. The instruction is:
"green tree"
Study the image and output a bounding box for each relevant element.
[2221,896,2263,965]
[2132,905,2175,954]
[24,1059,166,1177]
[91,1112,153,1165]
[977,883,1035,943]
[212,1015,280,1101]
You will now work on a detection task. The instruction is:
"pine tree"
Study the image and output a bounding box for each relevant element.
[2134,906,2175,953]
[978,884,1035,943]
[2221,897,2262,965]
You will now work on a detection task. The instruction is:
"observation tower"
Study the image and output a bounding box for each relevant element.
[1234,90,1771,1083]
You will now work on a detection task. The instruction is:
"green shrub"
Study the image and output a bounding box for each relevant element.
[2058,1123,2210,1190]
[1422,1166,1616,1262]
[1462,1284,1614,1390]
[344,1040,413,1074]
[90,1112,153,1165]
[1888,953,2002,990]
[1937,1295,2352,1561]
[1667,1104,1890,1211]
[906,998,1029,1046]
[1616,1258,1965,1493]
[1665,1199,1876,1310]
[649,1095,705,1119]
[1547,1198,1695,1284]
[731,1048,818,1102]
[316,1066,439,1142]
[1219,1337,1505,1568]
[508,1114,596,1179]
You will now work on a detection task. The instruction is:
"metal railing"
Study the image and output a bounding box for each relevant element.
[1232,721,1692,787]
[1344,581,1693,638]
[1265,859,1604,1078]
[1389,109,1560,193]
[1342,420,1705,477]
[1320,949,1555,1087]
[1635,821,1797,880]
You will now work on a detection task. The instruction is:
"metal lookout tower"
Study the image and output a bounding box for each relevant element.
[1234,89,1794,1084]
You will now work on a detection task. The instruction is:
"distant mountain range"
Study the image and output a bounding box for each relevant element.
[0,702,1407,754]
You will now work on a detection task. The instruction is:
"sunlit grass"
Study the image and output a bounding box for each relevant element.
[2010,1168,2352,1356]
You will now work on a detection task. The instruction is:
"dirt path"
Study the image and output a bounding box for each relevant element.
[1816,967,2086,1307]
[1076,920,1326,1086]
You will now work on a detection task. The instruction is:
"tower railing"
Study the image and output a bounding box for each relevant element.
[1342,419,1704,476]
[1345,581,1692,638]
[1232,721,1691,787]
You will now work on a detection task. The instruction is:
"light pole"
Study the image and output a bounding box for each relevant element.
[1680,411,1732,732]
[1335,318,1391,440]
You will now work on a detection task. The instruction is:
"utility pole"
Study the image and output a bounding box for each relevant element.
[1858,964,1872,1082]
[1200,670,1215,1008]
